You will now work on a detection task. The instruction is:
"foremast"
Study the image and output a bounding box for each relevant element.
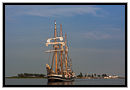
[54,20,58,74]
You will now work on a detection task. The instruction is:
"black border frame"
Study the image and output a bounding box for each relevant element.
[3,2,127,87]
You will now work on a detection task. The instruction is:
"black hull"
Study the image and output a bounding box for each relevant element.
[47,75,74,82]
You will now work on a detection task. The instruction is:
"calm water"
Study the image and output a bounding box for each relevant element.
[5,78,125,85]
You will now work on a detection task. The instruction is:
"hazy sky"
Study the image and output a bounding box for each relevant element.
[5,5,125,77]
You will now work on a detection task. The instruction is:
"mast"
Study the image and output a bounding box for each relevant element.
[60,24,62,37]
[65,33,68,73]
[60,24,63,74]
[54,20,57,74]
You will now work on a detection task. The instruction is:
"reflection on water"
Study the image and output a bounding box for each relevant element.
[47,81,74,85]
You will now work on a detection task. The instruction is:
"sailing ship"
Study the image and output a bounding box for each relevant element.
[45,20,75,82]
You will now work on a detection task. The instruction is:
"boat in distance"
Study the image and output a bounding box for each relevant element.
[45,20,75,82]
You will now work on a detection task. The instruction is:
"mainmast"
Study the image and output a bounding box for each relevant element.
[65,33,68,73]
[60,24,63,74]
[54,20,57,74]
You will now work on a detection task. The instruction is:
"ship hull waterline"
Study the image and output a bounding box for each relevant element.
[47,75,75,82]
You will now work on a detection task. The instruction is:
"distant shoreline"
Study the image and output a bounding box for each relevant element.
[5,77,125,79]
[76,77,125,79]
[5,77,47,79]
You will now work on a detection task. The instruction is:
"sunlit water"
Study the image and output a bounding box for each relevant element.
[5,78,125,85]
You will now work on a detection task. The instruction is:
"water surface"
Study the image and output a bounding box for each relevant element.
[5,78,125,85]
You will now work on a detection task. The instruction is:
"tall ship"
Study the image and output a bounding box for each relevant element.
[45,20,75,82]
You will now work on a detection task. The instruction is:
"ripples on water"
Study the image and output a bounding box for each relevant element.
[5,78,125,85]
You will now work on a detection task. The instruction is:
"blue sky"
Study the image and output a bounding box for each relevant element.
[5,5,125,76]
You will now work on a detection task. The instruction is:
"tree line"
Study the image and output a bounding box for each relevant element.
[17,73,46,77]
